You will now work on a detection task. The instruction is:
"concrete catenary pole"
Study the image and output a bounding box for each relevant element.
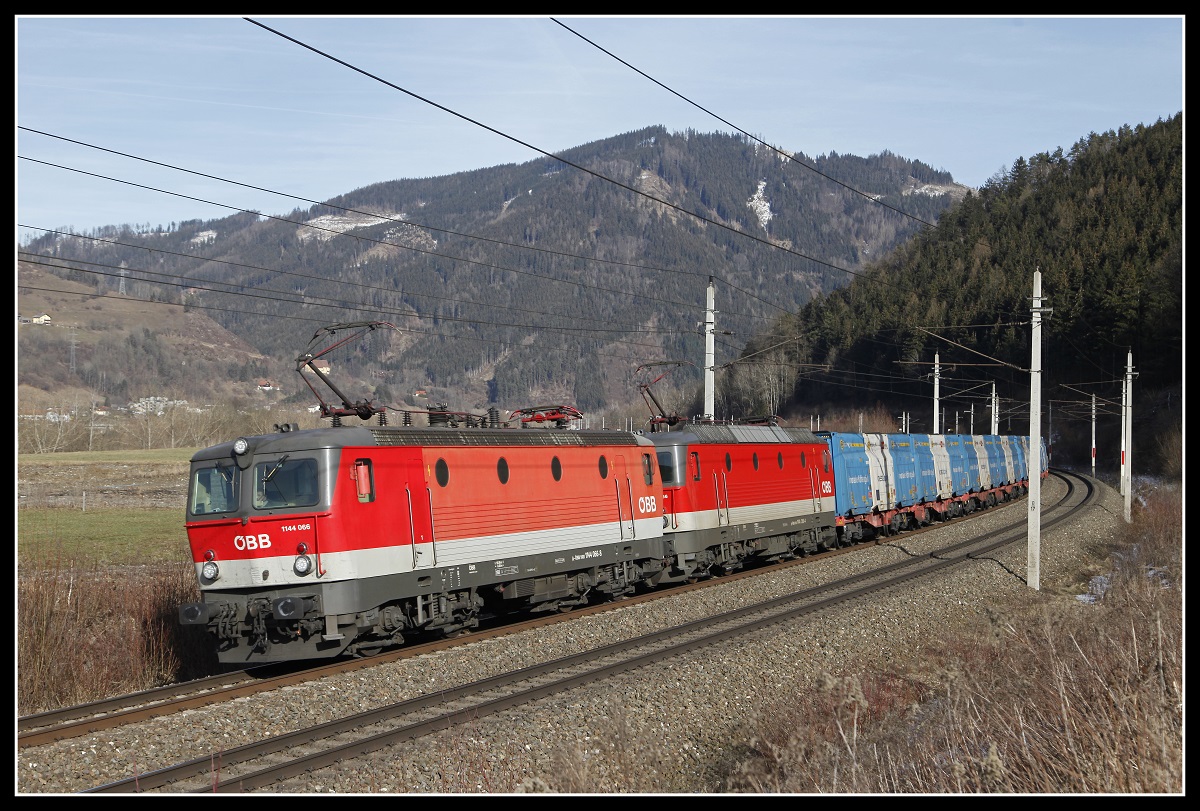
[991,383,999,435]
[933,352,941,434]
[1123,351,1136,523]
[704,277,716,421]
[1027,269,1049,591]
[1091,392,1097,480]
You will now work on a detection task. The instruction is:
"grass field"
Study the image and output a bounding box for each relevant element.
[18,448,198,466]
[18,447,197,567]
[18,507,190,567]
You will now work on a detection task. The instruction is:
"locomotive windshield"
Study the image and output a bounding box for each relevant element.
[189,461,240,516]
[253,456,319,509]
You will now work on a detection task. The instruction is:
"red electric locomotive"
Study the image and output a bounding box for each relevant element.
[646,422,840,583]
[179,416,669,663]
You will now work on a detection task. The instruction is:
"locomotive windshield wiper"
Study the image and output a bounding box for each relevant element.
[263,454,290,482]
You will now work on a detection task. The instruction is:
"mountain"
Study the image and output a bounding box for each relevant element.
[17,125,969,418]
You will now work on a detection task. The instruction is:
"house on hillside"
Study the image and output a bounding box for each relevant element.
[257,379,276,391]
[31,313,52,325]
[302,359,332,375]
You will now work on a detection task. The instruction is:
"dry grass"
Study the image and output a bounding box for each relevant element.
[17,549,216,715]
[716,485,1183,794]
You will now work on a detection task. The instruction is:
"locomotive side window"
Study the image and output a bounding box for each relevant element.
[801,451,807,468]
[656,450,677,485]
[725,452,732,472]
[824,450,831,473]
[254,457,318,509]
[752,452,759,471]
[497,457,510,484]
[435,458,449,487]
[353,458,375,503]
[691,452,701,481]
[777,452,784,470]
[190,462,239,515]
[655,450,674,484]
[642,453,654,485]
[551,456,562,482]
[598,455,609,479]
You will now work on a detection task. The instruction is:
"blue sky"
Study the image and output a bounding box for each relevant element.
[16,15,1184,243]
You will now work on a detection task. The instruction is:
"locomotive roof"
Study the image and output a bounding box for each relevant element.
[367,426,648,448]
[647,423,822,446]
[191,424,649,462]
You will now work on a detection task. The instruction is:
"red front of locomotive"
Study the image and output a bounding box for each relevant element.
[179,425,424,661]
[182,428,420,593]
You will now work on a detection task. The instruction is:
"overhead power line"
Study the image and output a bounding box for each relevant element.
[551,18,942,231]
[243,17,898,300]
[18,125,780,325]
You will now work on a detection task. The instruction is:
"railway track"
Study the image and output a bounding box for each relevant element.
[17,556,823,748]
[19,470,1091,753]
[40,468,1095,793]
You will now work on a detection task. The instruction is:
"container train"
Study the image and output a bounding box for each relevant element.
[179,409,1047,664]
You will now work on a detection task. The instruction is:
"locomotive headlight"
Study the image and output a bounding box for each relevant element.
[293,555,313,576]
[233,437,250,455]
[200,560,220,582]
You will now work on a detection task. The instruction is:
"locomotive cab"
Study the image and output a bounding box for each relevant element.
[179,427,378,663]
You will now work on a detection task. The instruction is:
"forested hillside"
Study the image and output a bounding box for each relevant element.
[721,114,1182,468]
